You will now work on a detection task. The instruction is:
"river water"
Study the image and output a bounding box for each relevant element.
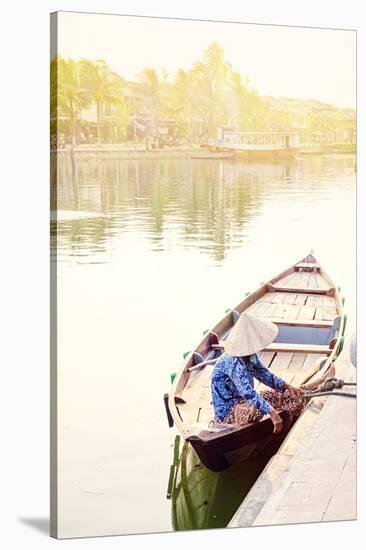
[52,155,356,538]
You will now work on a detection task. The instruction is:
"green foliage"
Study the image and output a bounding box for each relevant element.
[51,58,91,144]
[80,59,125,144]
[51,42,355,146]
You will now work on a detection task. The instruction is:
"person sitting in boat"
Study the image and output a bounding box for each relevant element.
[211,312,304,433]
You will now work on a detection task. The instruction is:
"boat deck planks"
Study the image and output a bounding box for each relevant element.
[203,365,215,387]
[270,352,294,371]
[258,292,287,305]
[323,295,337,307]
[260,351,276,368]
[257,303,278,317]
[286,272,304,287]
[272,304,301,319]
[298,305,316,320]
[308,273,319,288]
[269,292,288,304]
[275,273,294,287]
[298,271,311,288]
[273,268,331,294]
[255,351,320,392]
[262,305,281,318]
[315,273,330,290]
[294,294,307,305]
[306,295,321,306]
[288,352,307,370]
[245,302,264,315]
[246,302,275,317]
[283,293,298,305]
[293,271,307,287]
[315,306,338,321]
[301,353,325,371]
[198,406,215,424]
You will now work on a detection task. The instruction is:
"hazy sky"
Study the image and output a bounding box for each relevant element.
[57,12,356,109]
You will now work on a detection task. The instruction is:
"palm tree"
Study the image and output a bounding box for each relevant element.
[113,99,130,141]
[251,91,271,131]
[230,72,258,131]
[138,68,161,142]
[173,69,200,140]
[192,42,232,137]
[202,41,232,93]
[80,59,124,144]
[54,57,89,146]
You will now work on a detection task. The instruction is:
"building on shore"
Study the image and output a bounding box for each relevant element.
[262,96,356,146]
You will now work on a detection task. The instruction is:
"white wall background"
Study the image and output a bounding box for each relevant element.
[0,1,364,549]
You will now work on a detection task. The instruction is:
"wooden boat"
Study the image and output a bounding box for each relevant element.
[203,131,300,160]
[168,252,346,472]
[188,151,235,160]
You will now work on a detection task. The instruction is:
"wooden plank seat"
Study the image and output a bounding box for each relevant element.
[273,287,330,295]
[264,342,331,354]
[268,282,332,295]
[257,316,333,328]
[212,341,331,355]
[294,262,320,271]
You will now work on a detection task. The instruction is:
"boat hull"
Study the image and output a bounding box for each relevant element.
[187,411,293,472]
[206,146,299,160]
[188,152,235,160]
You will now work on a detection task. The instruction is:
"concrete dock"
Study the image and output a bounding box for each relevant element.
[229,345,356,528]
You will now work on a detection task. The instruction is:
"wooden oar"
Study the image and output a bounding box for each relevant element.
[187,356,222,373]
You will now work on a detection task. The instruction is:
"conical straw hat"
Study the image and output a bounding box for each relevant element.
[224,312,278,356]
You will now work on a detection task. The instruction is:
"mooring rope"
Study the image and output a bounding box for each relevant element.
[304,390,356,399]
[304,377,357,400]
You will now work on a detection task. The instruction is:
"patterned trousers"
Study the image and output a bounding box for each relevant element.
[218,389,305,425]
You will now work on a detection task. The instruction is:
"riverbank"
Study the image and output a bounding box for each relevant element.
[52,146,203,161]
[51,143,356,161]
[300,143,356,155]
[229,343,356,528]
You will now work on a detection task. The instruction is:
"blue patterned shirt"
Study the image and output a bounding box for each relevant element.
[211,353,285,420]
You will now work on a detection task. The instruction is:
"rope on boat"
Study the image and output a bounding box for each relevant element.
[304,390,356,399]
[304,377,357,400]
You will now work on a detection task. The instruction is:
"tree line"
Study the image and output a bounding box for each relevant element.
[50,41,354,147]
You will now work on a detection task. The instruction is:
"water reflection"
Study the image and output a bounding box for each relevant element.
[52,154,355,536]
[52,156,355,263]
[167,436,270,530]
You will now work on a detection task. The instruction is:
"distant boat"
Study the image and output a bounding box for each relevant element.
[167,252,346,472]
[203,131,300,160]
[188,151,235,160]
